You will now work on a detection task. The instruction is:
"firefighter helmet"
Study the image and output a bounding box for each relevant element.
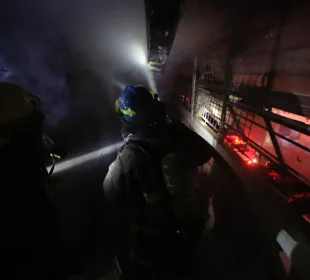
[0,83,37,148]
[118,85,160,125]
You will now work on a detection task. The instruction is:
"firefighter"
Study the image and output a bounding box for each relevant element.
[103,85,214,279]
[0,83,63,279]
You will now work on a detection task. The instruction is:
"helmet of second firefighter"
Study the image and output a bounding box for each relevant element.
[118,85,159,125]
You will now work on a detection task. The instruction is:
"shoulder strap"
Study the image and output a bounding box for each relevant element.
[118,140,150,159]
[121,140,171,197]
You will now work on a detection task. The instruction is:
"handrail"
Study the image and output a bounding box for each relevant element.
[237,102,310,136]
[193,85,310,185]
[180,106,310,280]
[197,83,310,136]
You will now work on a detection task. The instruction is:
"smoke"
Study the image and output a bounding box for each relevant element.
[0,0,151,152]
[0,1,69,126]
[63,0,151,95]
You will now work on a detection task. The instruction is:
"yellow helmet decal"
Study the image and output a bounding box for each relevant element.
[120,108,136,116]
[149,91,157,99]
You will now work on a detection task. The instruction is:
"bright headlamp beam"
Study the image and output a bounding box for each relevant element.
[132,44,147,66]
[48,141,123,174]
[130,44,158,93]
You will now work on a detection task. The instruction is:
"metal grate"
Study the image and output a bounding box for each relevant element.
[192,52,310,185]
[197,50,226,85]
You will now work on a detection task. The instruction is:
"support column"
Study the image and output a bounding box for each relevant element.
[191,56,198,116]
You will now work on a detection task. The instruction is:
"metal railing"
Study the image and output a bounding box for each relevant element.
[192,50,310,186]
[180,106,310,280]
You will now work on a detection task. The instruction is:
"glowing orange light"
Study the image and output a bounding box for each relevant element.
[226,135,258,167]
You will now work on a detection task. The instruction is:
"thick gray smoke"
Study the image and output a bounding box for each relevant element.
[0,0,149,152]
[0,1,69,126]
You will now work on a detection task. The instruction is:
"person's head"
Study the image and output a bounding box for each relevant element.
[116,85,166,135]
[0,83,44,156]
